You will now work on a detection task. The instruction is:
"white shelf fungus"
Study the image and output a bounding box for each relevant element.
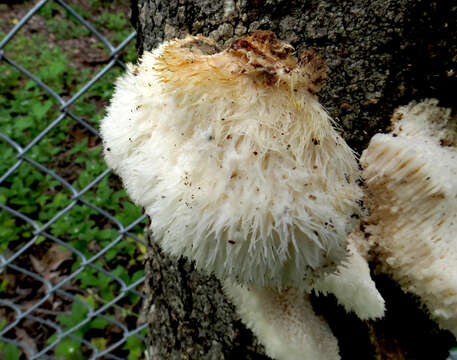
[101,31,363,289]
[361,99,457,336]
[312,231,385,320]
[224,280,341,360]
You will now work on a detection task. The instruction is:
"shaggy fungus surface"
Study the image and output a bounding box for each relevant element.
[224,280,341,360]
[361,99,457,336]
[101,31,363,290]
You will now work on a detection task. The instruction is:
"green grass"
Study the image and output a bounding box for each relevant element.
[0,1,146,359]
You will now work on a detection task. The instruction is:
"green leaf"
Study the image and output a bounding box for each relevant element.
[0,277,8,293]
[2,343,21,360]
[31,100,53,119]
[55,338,83,360]
[98,228,117,241]
[52,192,69,208]
[57,302,89,330]
[14,117,33,131]
[131,270,145,284]
[46,333,58,345]
[123,336,143,360]
[78,171,91,188]
[24,80,36,89]
[91,337,107,351]
[90,317,109,329]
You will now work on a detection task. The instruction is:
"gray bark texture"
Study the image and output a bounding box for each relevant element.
[132,1,457,359]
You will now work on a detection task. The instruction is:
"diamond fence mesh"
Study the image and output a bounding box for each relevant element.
[0,1,148,359]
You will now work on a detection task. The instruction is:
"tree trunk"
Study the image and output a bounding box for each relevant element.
[132,1,457,358]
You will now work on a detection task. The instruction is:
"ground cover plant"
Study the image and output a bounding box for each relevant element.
[0,1,147,358]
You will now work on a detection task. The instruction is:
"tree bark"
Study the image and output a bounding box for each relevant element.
[133,1,457,359]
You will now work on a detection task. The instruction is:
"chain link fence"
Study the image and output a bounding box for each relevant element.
[0,1,148,358]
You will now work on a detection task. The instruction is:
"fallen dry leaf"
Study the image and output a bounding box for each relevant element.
[29,243,73,285]
[15,328,38,359]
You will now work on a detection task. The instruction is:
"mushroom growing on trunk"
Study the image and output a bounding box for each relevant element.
[361,99,457,337]
[101,31,364,289]
[101,31,383,360]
